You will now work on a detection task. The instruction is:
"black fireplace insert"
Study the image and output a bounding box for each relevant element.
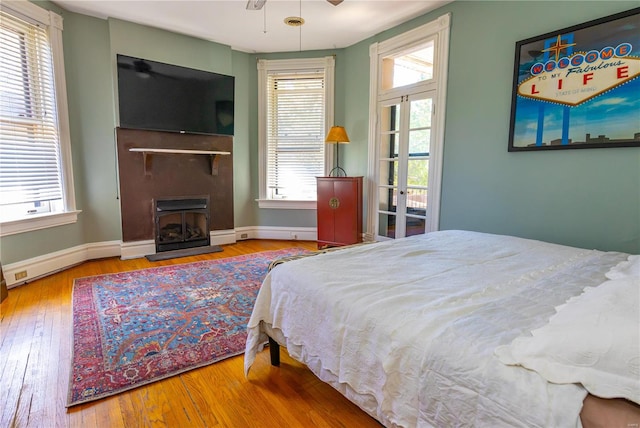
[154,197,210,252]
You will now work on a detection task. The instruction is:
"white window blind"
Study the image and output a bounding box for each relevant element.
[0,9,63,216]
[266,71,325,201]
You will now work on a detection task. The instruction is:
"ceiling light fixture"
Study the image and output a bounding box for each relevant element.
[284,16,304,27]
[283,0,304,51]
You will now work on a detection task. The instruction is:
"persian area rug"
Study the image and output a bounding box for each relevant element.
[67,248,308,407]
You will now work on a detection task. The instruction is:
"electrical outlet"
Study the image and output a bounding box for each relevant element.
[15,270,28,280]
[240,233,248,239]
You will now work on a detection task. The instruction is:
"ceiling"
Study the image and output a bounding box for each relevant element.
[51,0,451,53]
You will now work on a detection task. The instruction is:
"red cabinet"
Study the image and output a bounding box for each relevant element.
[316,176,363,248]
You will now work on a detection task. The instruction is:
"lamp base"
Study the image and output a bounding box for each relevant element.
[328,166,347,177]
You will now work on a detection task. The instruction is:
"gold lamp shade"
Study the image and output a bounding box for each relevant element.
[325,126,349,176]
[325,126,350,144]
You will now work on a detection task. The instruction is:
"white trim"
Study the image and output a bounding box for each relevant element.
[210,229,237,246]
[85,240,121,260]
[256,199,317,210]
[236,226,317,241]
[367,42,380,241]
[3,240,120,287]
[47,8,76,215]
[119,239,155,260]
[367,13,451,239]
[0,0,50,24]
[0,210,81,237]
[0,1,77,232]
[377,13,451,56]
[257,56,335,205]
[427,15,451,233]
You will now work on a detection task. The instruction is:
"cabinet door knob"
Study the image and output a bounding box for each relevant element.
[329,197,340,209]
[400,190,405,195]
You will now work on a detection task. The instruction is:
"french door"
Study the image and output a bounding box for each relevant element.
[377,91,434,239]
[367,14,450,241]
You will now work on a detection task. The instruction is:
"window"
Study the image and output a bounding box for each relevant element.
[381,39,435,91]
[0,2,77,236]
[257,57,335,209]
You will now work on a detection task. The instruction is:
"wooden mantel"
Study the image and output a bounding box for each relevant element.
[129,148,231,176]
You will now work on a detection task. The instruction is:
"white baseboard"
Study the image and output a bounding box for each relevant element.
[3,240,120,288]
[119,239,155,260]
[3,226,318,288]
[211,229,237,246]
[235,226,317,241]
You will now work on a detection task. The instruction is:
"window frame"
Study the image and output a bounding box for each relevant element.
[256,56,335,210]
[367,13,451,241]
[0,0,78,237]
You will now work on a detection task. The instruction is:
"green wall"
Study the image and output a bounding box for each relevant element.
[341,0,639,253]
[439,1,639,253]
[1,1,638,265]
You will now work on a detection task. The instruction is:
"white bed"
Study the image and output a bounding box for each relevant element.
[244,230,639,427]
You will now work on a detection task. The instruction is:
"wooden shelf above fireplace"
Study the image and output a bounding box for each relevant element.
[129,148,231,176]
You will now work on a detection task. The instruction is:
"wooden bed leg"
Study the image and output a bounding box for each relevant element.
[268,336,280,366]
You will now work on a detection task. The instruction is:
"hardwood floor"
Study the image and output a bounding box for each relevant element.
[0,240,382,428]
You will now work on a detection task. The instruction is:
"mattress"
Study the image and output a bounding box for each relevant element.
[245,230,632,427]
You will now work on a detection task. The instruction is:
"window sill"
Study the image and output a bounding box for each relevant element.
[0,210,81,237]
[256,199,317,210]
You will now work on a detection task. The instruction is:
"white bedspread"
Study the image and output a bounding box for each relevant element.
[244,230,629,427]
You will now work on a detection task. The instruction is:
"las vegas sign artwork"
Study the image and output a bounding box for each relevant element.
[508,7,640,151]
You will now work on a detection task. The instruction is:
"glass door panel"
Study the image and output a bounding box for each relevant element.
[378,186,398,212]
[380,133,399,158]
[407,158,429,187]
[409,98,433,129]
[406,187,427,216]
[405,216,426,237]
[381,39,435,91]
[379,160,398,186]
[376,91,434,240]
[402,94,433,236]
[378,213,396,239]
[408,129,431,155]
[381,103,401,134]
[378,98,405,238]
[157,212,183,243]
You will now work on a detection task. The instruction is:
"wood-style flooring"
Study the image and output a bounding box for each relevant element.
[1,239,381,428]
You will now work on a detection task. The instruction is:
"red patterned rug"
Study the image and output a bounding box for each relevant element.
[67,248,308,407]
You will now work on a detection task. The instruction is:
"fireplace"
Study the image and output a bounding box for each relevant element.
[155,197,210,253]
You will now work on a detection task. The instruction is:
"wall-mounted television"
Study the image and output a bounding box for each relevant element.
[116,54,234,136]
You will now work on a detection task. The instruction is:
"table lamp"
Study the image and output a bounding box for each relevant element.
[325,126,350,177]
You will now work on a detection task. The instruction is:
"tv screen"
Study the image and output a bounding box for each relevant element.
[116,54,234,136]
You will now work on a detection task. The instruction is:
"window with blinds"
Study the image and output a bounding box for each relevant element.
[266,71,325,200]
[0,8,64,221]
[257,56,334,208]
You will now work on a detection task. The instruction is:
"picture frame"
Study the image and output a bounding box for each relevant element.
[508,7,640,151]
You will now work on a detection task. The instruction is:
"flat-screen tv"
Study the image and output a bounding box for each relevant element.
[116,54,234,136]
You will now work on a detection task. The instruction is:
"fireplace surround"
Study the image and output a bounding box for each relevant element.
[116,128,234,251]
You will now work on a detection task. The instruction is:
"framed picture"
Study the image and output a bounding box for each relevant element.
[508,7,640,151]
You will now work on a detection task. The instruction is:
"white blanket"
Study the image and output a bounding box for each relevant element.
[244,230,629,427]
